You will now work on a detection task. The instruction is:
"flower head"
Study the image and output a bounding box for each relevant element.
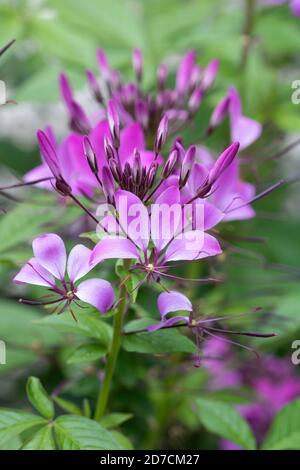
[14,233,114,318]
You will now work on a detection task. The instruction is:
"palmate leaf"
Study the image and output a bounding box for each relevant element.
[195,398,256,450]
[26,377,54,420]
[0,409,46,448]
[54,415,122,450]
[262,398,300,450]
[22,425,55,450]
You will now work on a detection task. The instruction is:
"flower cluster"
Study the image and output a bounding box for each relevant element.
[5,48,278,353]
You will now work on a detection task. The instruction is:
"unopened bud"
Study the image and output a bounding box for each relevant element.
[154,115,169,153]
[104,134,115,161]
[209,142,240,185]
[201,59,219,92]
[209,95,230,131]
[146,162,158,189]
[188,87,203,115]
[97,49,110,82]
[135,100,149,129]
[107,100,120,148]
[179,145,196,188]
[133,148,142,183]
[101,166,115,204]
[83,136,98,174]
[162,149,178,179]
[86,70,103,104]
[157,63,168,91]
[132,48,143,83]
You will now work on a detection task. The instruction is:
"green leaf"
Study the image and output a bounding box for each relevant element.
[39,310,112,345]
[67,343,107,364]
[110,430,134,450]
[22,425,55,450]
[0,409,45,448]
[26,377,54,420]
[195,398,256,450]
[100,413,133,429]
[53,397,82,416]
[0,202,57,253]
[123,319,196,354]
[262,399,300,450]
[54,415,122,450]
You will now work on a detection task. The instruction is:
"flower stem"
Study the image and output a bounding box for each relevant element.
[241,0,256,71]
[94,260,130,421]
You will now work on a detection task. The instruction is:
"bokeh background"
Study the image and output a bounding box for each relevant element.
[1,0,300,450]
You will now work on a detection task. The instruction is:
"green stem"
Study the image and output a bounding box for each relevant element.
[241,0,256,72]
[94,261,130,421]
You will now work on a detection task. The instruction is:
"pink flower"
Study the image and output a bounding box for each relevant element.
[14,233,114,316]
[148,291,193,332]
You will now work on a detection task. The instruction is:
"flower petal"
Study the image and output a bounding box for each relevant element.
[164,231,222,262]
[158,291,193,317]
[14,258,55,287]
[90,237,140,266]
[119,122,145,165]
[76,278,114,313]
[32,233,67,280]
[67,244,93,283]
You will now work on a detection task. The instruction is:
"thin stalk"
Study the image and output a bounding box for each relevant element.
[94,259,130,421]
[241,0,256,71]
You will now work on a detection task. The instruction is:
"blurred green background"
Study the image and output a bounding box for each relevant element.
[1,0,300,450]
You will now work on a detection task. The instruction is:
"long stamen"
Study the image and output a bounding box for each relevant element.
[152,269,222,283]
[0,177,54,191]
[19,298,64,306]
[204,325,276,338]
[202,328,259,359]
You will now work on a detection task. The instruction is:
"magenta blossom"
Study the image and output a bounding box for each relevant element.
[148,291,193,332]
[90,188,222,285]
[14,233,114,317]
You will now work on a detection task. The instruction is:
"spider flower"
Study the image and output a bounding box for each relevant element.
[14,233,114,317]
[90,187,222,285]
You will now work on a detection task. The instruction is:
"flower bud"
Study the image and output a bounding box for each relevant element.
[157,63,168,91]
[176,50,196,95]
[146,162,158,189]
[108,158,122,183]
[209,142,240,185]
[179,145,196,188]
[86,70,103,104]
[154,115,169,153]
[135,99,149,129]
[107,100,120,148]
[133,148,142,183]
[104,134,115,162]
[162,149,178,179]
[132,48,143,82]
[188,87,203,115]
[97,49,110,82]
[37,129,60,180]
[83,136,98,175]
[209,95,230,131]
[201,59,219,92]
[101,166,115,204]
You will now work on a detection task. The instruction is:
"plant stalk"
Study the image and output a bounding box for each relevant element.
[94,260,130,421]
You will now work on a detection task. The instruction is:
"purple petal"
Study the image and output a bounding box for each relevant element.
[59,73,73,111]
[201,59,219,91]
[89,120,110,168]
[229,87,262,149]
[290,0,300,16]
[32,233,67,280]
[176,50,196,94]
[90,237,140,266]
[158,291,193,317]
[14,258,55,287]
[148,316,189,332]
[152,186,182,251]
[76,278,114,313]
[36,130,60,179]
[67,244,93,283]
[164,231,222,262]
[24,164,53,191]
[119,123,145,165]
[115,189,150,251]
